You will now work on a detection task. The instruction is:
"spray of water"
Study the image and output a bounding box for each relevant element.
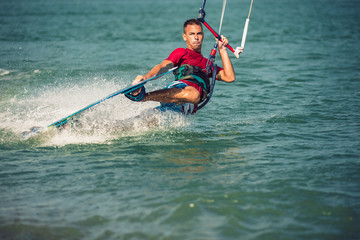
[0,76,189,146]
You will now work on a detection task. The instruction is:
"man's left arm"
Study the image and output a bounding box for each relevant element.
[216,36,235,83]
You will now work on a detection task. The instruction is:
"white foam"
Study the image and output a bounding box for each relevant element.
[45,110,188,146]
[0,79,188,146]
[0,68,11,77]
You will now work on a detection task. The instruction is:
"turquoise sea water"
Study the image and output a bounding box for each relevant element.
[1,0,360,239]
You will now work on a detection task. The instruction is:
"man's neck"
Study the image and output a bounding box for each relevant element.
[187,47,202,54]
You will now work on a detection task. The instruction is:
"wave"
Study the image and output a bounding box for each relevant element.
[0,68,11,77]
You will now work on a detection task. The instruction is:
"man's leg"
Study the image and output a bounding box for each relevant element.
[144,86,200,104]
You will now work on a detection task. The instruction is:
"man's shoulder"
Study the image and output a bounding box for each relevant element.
[167,48,187,61]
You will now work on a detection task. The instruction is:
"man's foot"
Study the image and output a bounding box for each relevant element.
[125,86,146,102]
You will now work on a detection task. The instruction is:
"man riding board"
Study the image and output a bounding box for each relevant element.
[125,19,235,115]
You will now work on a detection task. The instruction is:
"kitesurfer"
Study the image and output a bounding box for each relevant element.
[125,19,235,114]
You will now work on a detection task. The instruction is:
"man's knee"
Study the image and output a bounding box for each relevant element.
[182,86,200,104]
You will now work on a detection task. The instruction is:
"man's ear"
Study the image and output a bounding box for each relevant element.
[182,33,187,41]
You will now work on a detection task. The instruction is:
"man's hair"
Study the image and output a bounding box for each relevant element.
[183,19,203,33]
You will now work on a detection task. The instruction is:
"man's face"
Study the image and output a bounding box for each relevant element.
[183,24,204,52]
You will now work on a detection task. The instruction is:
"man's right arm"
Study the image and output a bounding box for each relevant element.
[133,60,174,84]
